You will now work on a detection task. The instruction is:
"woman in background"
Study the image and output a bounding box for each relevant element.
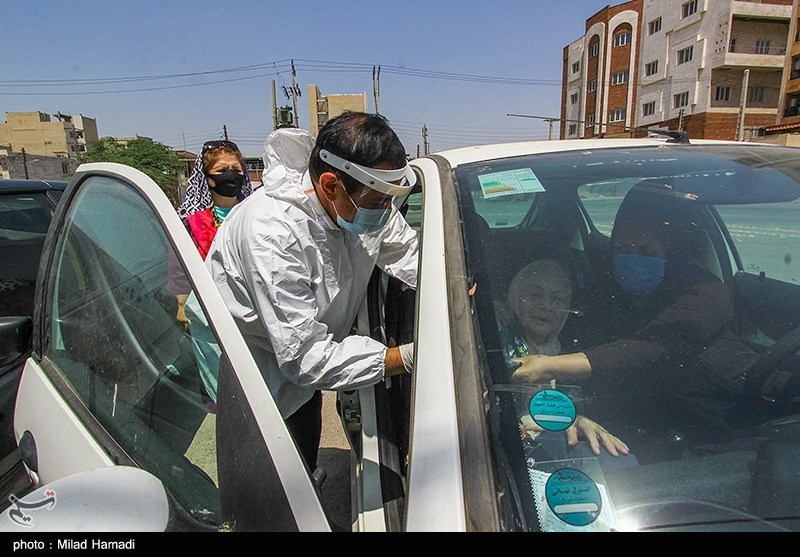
[170,140,252,326]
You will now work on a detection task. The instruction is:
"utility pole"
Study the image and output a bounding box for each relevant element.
[223,125,229,141]
[271,80,278,130]
[543,118,558,140]
[291,60,299,129]
[22,147,28,179]
[372,65,381,115]
[678,109,685,132]
[737,69,750,141]
[422,125,429,155]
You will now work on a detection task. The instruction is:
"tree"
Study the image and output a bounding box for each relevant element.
[81,138,182,206]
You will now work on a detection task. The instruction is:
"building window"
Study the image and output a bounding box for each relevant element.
[614,31,631,47]
[589,42,599,57]
[677,46,694,65]
[682,0,698,19]
[796,18,800,42]
[730,38,737,53]
[642,101,656,116]
[570,92,579,105]
[612,70,629,85]
[674,91,690,108]
[755,39,771,55]
[648,17,662,35]
[748,87,765,104]
[645,60,659,76]
[610,108,626,122]
[568,124,578,135]
[787,93,800,116]
[572,61,581,74]
[586,115,596,127]
[588,79,598,93]
[715,86,731,102]
[792,55,800,79]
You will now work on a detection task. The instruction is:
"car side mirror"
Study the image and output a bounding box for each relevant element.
[0,466,170,532]
[0,317,32,373]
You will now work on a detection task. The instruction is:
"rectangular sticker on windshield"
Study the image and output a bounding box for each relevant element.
[478,168,545,199]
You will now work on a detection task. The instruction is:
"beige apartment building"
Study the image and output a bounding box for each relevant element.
[763,0,800,141]
[307,85,367,137]
[0,111,99,159]
[562,0,794,140]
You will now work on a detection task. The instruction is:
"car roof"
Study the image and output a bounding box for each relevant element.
[419,137,768,168]
[0,178,69,194]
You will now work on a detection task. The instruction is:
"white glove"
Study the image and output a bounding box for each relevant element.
[398,343,414,374]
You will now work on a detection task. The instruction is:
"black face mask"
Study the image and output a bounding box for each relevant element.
[207,169,244,198]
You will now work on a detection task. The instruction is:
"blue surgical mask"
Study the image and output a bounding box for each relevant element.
[612,253,665,295]
[337,207,392,235]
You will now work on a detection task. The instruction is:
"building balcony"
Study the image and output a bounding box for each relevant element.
[732,0,792,20]
[715,51,786,70]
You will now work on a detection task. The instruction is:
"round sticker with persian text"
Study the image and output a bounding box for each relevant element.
[545,468,602,527]
[528,389,576,432]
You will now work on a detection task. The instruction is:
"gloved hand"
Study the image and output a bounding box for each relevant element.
[398,343,414,374]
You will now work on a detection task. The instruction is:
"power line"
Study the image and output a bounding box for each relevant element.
[0,60,293,86]
[0,71,285,96]
[1,56,739,98]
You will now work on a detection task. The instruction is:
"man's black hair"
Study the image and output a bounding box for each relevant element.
[309,111,407,194]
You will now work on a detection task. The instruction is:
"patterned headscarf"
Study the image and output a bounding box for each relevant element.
[177,140,253,218]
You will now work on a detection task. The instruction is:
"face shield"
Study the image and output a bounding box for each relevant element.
[319,149,416,234]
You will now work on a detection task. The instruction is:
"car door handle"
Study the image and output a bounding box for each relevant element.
[19,430,38,474]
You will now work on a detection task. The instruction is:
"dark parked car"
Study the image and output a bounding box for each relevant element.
[0,179,67,503]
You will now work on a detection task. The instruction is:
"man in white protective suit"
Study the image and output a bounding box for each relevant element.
[204,112,418,474]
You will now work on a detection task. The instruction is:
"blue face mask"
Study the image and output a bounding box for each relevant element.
[612,253,665,295]
[337,206,392,235]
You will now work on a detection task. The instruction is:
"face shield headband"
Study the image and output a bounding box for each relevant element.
[319,149,416,198]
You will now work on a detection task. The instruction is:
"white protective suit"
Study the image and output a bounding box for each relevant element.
[203,128,419,418]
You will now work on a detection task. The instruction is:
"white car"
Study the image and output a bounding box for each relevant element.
[3,134,800,532]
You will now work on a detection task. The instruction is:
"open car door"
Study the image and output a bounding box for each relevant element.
[3,163,329,532]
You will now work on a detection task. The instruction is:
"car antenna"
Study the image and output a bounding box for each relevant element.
[646,128,690,144]
[506,114,691,144]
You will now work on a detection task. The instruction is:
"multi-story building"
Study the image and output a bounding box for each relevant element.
[0,111,99,158]
[307,85,368,137]
[562,0,643,139]
[638,0,792,140]
[562,0,794,140]
[763,0,800,140]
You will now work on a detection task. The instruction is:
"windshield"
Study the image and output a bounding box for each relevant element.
[455,143,800,532]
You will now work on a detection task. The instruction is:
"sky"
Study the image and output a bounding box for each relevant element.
[3,0,616,158]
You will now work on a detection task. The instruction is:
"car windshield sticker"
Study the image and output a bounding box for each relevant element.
[529,389,576,431]
[528,468,615,531]
[477,168,545,199]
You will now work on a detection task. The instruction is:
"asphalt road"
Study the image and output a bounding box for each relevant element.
[318,390,352,532]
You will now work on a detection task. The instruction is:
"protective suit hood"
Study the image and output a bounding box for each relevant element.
[260,127,316,203]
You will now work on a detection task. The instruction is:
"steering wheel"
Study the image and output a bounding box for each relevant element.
[743,324,800,402]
